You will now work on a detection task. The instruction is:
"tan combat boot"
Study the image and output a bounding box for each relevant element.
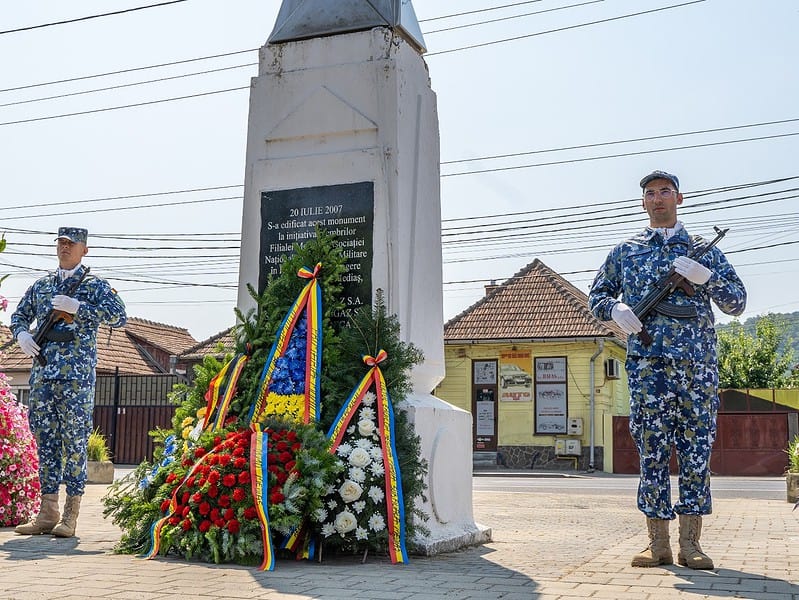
[15,493,60,535]
[52,495,82,538]
[677,514,714,569]
[631,518,673,567]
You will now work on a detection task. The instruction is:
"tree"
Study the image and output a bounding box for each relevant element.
[718,314,799,388]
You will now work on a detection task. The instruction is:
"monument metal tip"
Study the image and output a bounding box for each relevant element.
[268,0,427,53]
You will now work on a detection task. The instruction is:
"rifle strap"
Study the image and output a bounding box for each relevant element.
[654,301,698,319]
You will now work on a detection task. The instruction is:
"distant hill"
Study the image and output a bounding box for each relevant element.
[716,311,799,359]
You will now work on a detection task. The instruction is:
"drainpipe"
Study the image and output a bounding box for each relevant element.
[588,339,604,472]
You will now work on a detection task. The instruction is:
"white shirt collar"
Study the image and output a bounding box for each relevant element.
[58,264,82,281]
[655,220,683,240]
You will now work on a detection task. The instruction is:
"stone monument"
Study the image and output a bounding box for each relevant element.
[237,0,489,553]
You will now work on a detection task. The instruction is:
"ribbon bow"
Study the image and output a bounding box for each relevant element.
[363,350,387,367]
[297,262,322,279]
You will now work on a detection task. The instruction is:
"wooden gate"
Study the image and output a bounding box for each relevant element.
[93,373,180,464]
[613,412,791,476]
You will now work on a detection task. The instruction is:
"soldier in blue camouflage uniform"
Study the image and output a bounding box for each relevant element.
[11,227,126,538]
[589,171,746,570]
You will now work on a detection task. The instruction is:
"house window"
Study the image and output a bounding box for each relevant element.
[10,386,31,407]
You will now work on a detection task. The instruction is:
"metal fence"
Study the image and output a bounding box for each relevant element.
[93,372,182,464]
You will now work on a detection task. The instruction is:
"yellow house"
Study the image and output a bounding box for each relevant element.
[434,259,628,473]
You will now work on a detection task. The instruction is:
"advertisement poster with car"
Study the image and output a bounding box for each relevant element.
[534,356,568,434]
[499,351,532,401]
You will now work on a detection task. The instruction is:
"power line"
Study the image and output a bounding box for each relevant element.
[0,86,249,127]
[419,0,546,22]
[0,195,241,221]
[0,2,705,125]
[424,1,602,35]
[4,188,796,263]
[442,177,799,223]
[0,49,257,94]
[3,184,242,212]
[441,130,799,177]
[0,2,575,96]
[4,1,606,108]
[0,62,257,108]
[0,1,189,35]
[443,237,799,266]
[454,193,799,248]
[2,169,795,225]
[442,188,799,238]
[426,1,707,56]
[440,118,799,165]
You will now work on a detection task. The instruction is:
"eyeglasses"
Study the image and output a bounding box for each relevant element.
[643,188,678,200]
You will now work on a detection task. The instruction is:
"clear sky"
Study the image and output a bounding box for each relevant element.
[1,0,797,343]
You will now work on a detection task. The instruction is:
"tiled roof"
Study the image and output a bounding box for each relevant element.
[122,317,197,355]
[444,259,627,343]
[179,327,238,361]
[0,316,199,376]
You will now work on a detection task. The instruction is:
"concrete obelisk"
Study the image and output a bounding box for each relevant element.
[237,0,489,553]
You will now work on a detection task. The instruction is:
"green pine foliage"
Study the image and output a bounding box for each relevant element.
[233,228,347,421]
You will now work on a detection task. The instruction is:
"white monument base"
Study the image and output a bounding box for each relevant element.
[402,393,492,555]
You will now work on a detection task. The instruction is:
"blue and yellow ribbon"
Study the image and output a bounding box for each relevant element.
[249,263,323,424]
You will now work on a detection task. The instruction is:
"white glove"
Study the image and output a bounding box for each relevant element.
[673,256,711,285]
[611,302,643,335]
[52,295,81,314]
[17,331,40,357]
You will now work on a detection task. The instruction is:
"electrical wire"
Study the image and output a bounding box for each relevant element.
[0,195,242,221]
[440,118,799,166]
[0,49,258,94]
[0,86,249,127]
[0,1,189,35]
[419,0,546,22]
[0,62,257,108]
[424,1,603,35]
[3,185,242,212]
[0,1,707,126]
[426,1,707,56]
[441,131,799,177]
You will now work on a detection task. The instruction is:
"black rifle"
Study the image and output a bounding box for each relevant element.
[634,227,728,345]
[32,267,90,366]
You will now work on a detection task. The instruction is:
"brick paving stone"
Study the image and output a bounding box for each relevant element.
[1,476,798,599]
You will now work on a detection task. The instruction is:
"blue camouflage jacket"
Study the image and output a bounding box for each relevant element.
[11,265,127,383]
[588,227,746,362]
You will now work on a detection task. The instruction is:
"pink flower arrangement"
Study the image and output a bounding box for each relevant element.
[0,373,40,527]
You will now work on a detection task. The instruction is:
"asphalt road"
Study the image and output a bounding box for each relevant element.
[473,473,788,501]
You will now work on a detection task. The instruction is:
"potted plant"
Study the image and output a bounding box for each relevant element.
[786,435,799,504]
[87,428,114,484]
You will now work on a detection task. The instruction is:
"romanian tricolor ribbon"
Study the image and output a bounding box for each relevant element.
[249,263,323,424]
[202,352,250,432]
[249,423,275,571]
[327,351,409,564]
[363,349,387,367]
[280,522,315,561]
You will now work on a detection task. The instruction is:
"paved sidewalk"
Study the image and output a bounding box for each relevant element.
[1,474,797,600]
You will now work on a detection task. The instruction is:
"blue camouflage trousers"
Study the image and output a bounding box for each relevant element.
[626,356,718,520]
[27,379,95,497]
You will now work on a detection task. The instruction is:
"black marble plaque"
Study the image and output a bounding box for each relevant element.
[259,182,374,320]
